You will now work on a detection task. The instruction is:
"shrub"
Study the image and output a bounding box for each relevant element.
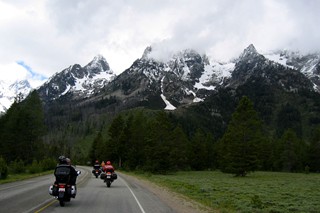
[0,157,8,179]
[9,159,25,174]
[39,157,57,171]
[28,160,42,174]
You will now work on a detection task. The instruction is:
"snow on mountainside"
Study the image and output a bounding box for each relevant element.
[264,50,320,91]
[1,44,319,114]
[38,55,116,102]
[0,80,32,113]
[138,48,235,107]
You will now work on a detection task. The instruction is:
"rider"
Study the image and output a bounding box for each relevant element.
[54,156,78,197]
[103,161,115,173]
[92,160,101,175]
[101,160,105,168]
[93,160,101,170]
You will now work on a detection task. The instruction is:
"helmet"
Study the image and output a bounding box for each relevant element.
[66,158,71,165]
[95,160,99,164]
[58,156,67,164]
[106,161,111,165]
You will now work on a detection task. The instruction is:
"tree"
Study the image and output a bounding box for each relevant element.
[277,129,306,172]
[308,126,320,172]
[0,91,45,163]
[276,103,302,138]
[217,96,265,176]
[88,131,105,164]
[190,129,211,170]
[144,111,174,173]
[107,114,126,167]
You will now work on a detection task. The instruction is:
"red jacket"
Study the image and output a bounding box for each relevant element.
[103,165,114,173]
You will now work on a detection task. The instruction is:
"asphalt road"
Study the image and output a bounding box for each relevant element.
[0,166,175,213]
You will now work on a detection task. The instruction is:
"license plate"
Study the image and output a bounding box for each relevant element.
[107,175,111,179]
[59,188,65,192]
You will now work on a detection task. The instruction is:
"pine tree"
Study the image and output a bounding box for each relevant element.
[190,129,211,170]
[217,96,264,176]
[278,129,306,172]
[308,126,320,172]
[107,114,126,167]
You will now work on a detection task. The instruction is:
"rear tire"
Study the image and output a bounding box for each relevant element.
[59,200,65,207]
[106,181,111,187]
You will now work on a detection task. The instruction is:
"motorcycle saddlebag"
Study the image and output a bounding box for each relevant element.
[112,173,117,180]
[100,172,106,179]
[50,185,58,196]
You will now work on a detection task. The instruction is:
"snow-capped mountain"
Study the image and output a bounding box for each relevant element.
[34,44,319,114]
[2,44,319,115]
[37,55,116,103]
[0,80,33,113]
[264,50,320,92]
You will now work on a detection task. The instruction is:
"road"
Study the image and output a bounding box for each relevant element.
[0,166,176,213]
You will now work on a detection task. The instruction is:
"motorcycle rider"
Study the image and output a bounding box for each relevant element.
[54,156,79,197]
[92,160,101,175]
[101,160,105,168]
[103,161,115,173]
[93,160,101,170]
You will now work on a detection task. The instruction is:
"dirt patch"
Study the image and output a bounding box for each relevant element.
[118,172,214,213]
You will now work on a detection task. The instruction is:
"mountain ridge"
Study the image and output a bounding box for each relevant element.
[0,44,320,114]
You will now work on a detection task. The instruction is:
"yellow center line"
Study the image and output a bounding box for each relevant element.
[34,199,57,213]
[33,167,90,212]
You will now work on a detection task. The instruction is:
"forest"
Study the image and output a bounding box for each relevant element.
[1,91,320,179]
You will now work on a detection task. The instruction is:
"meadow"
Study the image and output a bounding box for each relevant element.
[139,171,320,213]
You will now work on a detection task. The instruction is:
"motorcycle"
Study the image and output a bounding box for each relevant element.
[100,171,117,187]
[92,168,102,178]
[49,168,81,207]
[49,183,76,206]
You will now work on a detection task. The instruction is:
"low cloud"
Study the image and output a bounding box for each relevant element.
[0,0,319,81]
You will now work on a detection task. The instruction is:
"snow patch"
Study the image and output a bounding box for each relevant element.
[160,76,176,110]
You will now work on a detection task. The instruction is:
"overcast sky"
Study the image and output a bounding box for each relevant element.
[0,0,319,87]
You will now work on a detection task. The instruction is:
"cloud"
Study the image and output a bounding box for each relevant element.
[0,0,319,83]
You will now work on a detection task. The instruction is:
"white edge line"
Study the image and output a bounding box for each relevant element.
[122,178,146,213]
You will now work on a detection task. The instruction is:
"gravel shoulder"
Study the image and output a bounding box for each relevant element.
[118,172,214,213]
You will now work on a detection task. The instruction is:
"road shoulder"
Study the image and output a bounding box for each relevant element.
[118,171,213,213]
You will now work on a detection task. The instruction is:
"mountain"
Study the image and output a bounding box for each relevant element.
[0,80,33,114]
[31,44,320,145]
[37,55,116,104]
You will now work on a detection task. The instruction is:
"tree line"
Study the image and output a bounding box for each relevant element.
[1,90,320,178]
[90,96,320,175]
[0,91,56,179]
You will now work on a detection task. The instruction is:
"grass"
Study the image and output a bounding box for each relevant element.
[130,171,320,213]
[0,170,53,184]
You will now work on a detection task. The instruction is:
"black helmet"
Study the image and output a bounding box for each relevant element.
[58,155,67,164]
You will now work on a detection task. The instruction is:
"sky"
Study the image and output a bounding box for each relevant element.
[0,0,319,87]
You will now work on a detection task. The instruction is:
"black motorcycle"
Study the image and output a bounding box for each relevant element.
[100,170,117,187]
[92,168,102,178]
[49,166,81,206]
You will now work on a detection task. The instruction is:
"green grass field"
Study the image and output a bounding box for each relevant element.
[137,171,320,213]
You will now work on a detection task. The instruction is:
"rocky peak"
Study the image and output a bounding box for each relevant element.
[142,46,152,59]
[84,55,112,75]
[239,44,259,60]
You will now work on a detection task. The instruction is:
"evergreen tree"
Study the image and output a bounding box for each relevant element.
[217,96,264,176]
[169,125,190,170]
[125,112,147,170]
[88,131,104,164]
[277,129,306,172]
[0,91,45,163]
[308,126,320,172]
[190,129,211,170]
[276,103,302,138]
[107,114,126,167]
[144,111,173,173]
